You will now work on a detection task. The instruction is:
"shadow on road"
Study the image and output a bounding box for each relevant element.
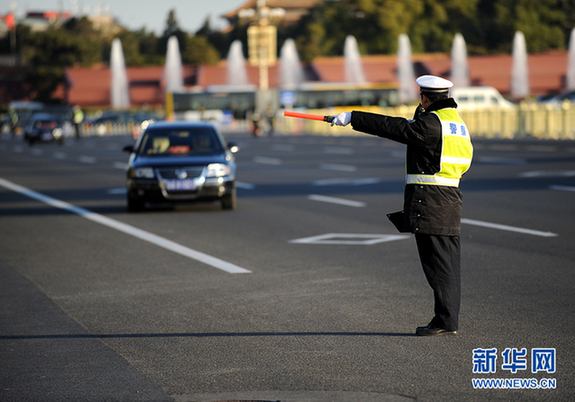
[1,331,415,340]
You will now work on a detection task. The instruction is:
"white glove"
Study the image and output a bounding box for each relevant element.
[331,112,351,127]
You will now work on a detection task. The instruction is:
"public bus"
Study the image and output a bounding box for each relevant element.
[280,82,399,109]
[167,82,399,121]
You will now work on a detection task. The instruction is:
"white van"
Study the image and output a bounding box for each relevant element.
[450,86,516,110]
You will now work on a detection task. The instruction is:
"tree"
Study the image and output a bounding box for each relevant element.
[159,9,187,57]
[195,16,233,60]
[19,25,103,101]
[183,35,220,66]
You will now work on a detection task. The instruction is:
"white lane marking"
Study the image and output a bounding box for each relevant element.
[113,161,127,169]
[461,218,557,237]
[0,177,251,274]
[254,156,282,165]
[549,185,575,192]
[488,144,518,151]
[319,163,357,172]
[107,188,127,194]
[53,151,66,159]
[313,178,380,186]
[308,194,365,208]
[478,157,527,164]
[236,182,255,190]
[519,170,575,178]
[526,145,557,152]
[79,156,96,164]
[31,149,43,156]
[324,146,353,155]
[290,233,410,245]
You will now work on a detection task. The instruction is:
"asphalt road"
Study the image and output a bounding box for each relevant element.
[1,129,574,402]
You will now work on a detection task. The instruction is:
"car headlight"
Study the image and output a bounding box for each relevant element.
[52,128,63,138]
[130,167,155,178]
[205,163,232,178]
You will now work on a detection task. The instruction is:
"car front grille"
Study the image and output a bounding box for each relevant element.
[156,166,204,179]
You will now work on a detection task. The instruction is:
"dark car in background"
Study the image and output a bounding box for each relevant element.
[86,111,162,137]
[22,113,66,145]
[123,121,239,212]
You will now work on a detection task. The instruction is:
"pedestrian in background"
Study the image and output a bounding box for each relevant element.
[73,105,84,140]
[331,75,473,336]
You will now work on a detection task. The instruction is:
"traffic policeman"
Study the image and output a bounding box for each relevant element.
[331,75,473,336]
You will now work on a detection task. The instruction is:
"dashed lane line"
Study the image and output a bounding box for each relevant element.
[312,178,380,186]
[319,163,357,172]
[236,182,255,190]
[308,194,365,208]
[79,155,96,164]
[254,156,282,165]
[461,218,557,237]
[549,185,575,192]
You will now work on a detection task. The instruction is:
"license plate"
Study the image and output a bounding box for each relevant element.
[164,179,195,191]
[42,132,52,140]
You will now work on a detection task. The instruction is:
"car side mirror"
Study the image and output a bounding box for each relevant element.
[228,141,239,153]
[123,145,134,153]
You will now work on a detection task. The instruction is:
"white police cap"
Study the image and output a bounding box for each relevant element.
[416,75,453,93]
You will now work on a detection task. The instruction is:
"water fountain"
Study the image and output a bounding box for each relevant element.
[567,28,575,91]
[227,40,248,86]
[511,31,529,98]
[279,39,304,88]
[344,36,366,84]
[451,33,470,88]
[164,36,184,93]
[397,34,417,103]
[110,38,130,109]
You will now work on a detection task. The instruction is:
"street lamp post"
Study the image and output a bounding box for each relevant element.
[240,0,285,135]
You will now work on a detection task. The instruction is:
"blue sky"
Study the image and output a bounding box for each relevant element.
[7,0,244,35]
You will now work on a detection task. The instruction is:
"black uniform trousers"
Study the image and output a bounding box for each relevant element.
[415,233,461,331]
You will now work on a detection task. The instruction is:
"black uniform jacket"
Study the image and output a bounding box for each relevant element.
[350,98,465,236]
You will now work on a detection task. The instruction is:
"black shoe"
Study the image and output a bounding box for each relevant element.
[415,325,457,336]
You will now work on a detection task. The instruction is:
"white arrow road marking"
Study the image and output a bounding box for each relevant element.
[0,177,251,274]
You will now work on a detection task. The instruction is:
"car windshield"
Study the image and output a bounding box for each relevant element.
[137,128,223,156]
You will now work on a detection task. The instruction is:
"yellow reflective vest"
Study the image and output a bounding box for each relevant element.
[406,108,473,187]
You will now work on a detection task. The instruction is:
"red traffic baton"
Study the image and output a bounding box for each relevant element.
[283,110,334,123]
